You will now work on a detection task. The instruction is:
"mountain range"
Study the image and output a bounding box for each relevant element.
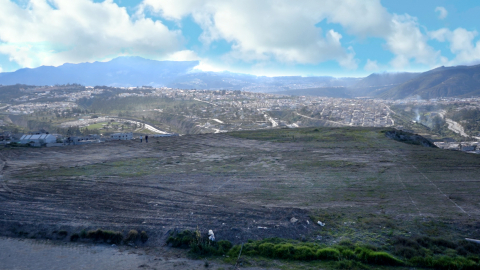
[1,56,480,99]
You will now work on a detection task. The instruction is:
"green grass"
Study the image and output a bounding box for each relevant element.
[167,231,480,269]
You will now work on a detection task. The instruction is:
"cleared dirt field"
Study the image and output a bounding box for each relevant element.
[0,127,479,248]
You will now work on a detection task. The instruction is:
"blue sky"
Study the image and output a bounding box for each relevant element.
[0,0,479,77]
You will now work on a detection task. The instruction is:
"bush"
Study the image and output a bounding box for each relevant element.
[86,229,123,244]
[125,230,139,243]
[70,233,80,242]
[317,248,340,261]
[167,230,232,256]
[166,230,196,248]
[258,243,275,257]
[366,251,403,266]
[293,246,316,261]
[341,249,356,260]
[217,240,232,253]
[140,231,148,243]
[272,244,295,259]
[58,230,68,238]
[355,247,403,266]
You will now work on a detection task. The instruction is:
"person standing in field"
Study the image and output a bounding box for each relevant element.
[145,135,149,143]
[140,135,143,143]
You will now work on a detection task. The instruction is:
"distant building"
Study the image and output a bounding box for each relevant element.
[110,132,133,140]
[20,133,57,145]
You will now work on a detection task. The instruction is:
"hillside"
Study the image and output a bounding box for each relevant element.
[349,72,419,97]
[354,72,419,89]
[380,64,480,99]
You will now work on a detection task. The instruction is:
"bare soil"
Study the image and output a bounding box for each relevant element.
[0,127,479,266]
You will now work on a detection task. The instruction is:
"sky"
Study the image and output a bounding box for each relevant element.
[0,0,479,77]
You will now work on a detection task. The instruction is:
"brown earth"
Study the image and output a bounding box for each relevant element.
[0,127,479,262]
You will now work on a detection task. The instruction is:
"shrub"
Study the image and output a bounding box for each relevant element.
[293,246,316,261]
[317,248,340,261]
[86,229,123,244]
[272,244,295,259]
[355,247,403,266]
[394,246,417,259]
[366,251,403,266]
[167,230,232,256]
[80,230,87,238]
[58,230,68,238]
[166,230,195,248]
[125,230,139,243]
[70,233,80,242]
[258,243,275,257]
[217,240,232,254]
[341,249,356,260]
[140,231,148,243]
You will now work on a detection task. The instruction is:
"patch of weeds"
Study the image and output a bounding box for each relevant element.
[125,229,139,243]
[225,238,402,266]
[140,231,148,243]
[166,230,232,257]
[354,247,403,266]
[57,230,68,238]
[166,230,196,248]
[70,233,80,242]
[392,236,480,261]
[86,229,123,245]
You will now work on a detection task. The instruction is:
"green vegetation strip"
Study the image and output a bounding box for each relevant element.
[167,230,480,269]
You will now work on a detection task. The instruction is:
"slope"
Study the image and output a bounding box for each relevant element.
[380,64,480,99]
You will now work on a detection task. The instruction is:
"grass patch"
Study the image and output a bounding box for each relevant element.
[167,231,480,269]
[167,229,232,257]
[86,229,124,245]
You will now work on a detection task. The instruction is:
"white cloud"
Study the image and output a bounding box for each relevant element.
[386,14,440,69]
[165,50,200,61]
[364,59,379,71]
[141,0,397,69]
[0,0,183,68]
[430,27,480,65]
[0,66,3,73]
[193,61,225,72]
[143,0,451,71]
[435,6,448,20]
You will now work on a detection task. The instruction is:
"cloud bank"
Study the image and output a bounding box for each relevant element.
[0,0,479,75]
[0,0,182,68]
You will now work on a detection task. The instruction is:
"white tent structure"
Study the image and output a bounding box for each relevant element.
[20,133,57,145]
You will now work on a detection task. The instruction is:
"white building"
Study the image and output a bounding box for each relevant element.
[110,132,133,140]
[20,133,57,145]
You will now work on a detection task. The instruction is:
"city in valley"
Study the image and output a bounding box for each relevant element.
[1,84,479,152]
